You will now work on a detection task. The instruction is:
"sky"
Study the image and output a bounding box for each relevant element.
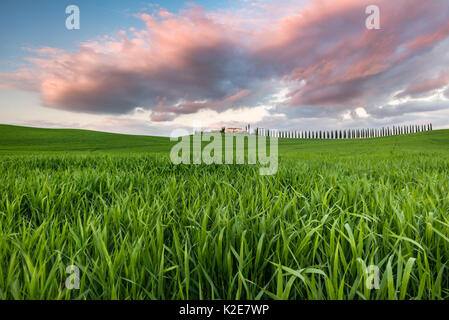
[1,0,449,136]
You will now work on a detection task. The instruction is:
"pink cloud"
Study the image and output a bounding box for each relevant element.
[0,70,39,91]
[1,0,448,119]
[252,0,449,106]
[396,69,449,98]
[151,89,252,121]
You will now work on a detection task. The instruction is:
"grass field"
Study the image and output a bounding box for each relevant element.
[1,124,449,299]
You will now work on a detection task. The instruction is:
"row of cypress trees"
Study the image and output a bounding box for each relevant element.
[256,123,433,139]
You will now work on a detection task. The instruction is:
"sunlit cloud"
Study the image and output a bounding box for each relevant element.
[1,0,449,133]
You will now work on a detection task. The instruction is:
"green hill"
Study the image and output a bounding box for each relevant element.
[0,124,449,157]
[1,123,449,299]
[0,124,171,153]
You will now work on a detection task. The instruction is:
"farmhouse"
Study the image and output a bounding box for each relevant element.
[224,127,244,134]
[223,124,251,134]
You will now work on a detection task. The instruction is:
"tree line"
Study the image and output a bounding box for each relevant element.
[255,123,433,139]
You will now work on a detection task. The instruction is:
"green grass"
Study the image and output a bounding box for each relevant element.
[1,124,449,300]
[0,125,171,153]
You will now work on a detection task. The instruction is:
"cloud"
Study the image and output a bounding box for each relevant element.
[0,70,40,91]
[150,89,252,121]
[1,0,449,129]
[253,0,449,108]
[395,69,449,98]
[445,88,449,99]
[369,99,449,119]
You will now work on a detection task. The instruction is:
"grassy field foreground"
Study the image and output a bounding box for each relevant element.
[1,124,449,299]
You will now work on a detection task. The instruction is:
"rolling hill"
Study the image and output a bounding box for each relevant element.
[1,124,449,156]
[1,123,449,299]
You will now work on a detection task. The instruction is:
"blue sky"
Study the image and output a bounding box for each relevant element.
[1,0,449,136]
[0,0,232,71]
